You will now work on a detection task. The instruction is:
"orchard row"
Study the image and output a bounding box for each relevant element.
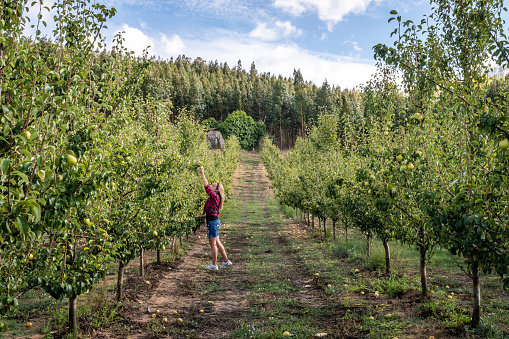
[261,0,509,328]
[0,1,240,333]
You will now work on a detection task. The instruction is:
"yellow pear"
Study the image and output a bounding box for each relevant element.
[499,138,509,150]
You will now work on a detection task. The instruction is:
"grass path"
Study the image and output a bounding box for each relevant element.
[101,150,343,338]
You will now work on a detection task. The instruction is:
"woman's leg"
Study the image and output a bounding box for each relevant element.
[216,237,228,262]
[208,237,218,266]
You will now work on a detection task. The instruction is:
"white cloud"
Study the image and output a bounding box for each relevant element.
[249,20,302,41]
[161,33,185,55]
[250,23,278,41]
[274,0,383,31]
[344,40,362,52]
[276,21,302,37]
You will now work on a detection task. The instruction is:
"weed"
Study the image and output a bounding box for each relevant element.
[421,298,470,327]
[363,251,386,272]
[333,241,357,259]
[370,275,419,298]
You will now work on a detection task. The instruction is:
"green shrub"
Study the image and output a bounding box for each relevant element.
[219,110,265,150]
[202,117,219,130]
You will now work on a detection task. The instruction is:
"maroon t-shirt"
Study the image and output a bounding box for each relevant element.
[203,185,221,221]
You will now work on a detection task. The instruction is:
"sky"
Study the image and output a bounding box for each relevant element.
[24,0,433,89]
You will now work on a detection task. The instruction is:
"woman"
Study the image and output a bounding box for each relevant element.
[197,166,232,270]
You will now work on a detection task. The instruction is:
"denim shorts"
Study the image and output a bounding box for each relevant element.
[207,219,221,238]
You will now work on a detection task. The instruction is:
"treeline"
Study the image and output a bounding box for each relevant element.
[138,55,363,149]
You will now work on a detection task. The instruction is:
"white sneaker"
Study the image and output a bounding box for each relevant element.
[204,263,218,270]
[221,260,232,268]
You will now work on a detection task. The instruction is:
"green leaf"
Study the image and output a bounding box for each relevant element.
[16,216,29,235]
[20,149,31,158]
[0,159,10,173]
[12,171,29,184]
[390,10,398,15]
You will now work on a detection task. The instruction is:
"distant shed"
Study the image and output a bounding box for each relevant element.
[206,128,224,149]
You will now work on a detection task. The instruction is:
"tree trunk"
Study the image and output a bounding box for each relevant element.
[300,102,304,137]
[382,238,391,275]
[419,244,428,296]
[332,219,336,240]
[367,235,371,257]
[116,261,125,302]
[279,110,283,149]
[312,215,315,228]
[323,217,327,235]
[318,218,321,230]
[157,249,162,264]
[140,249,145,277]
[69,297,77,334]
[173,236,181,254]
[471,257,481,327]
[345,219,348,242]
[307,213,310,226]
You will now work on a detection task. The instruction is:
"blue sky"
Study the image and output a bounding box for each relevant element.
[26,0,433,89]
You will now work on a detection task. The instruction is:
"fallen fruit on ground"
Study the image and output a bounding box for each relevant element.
[199,309,204,313]
[151,314,156,318]
[282,331,291,337]
[173,311,178,315]
[162,318,168,323]
[177,318,183,323]
[27,322,32,327]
